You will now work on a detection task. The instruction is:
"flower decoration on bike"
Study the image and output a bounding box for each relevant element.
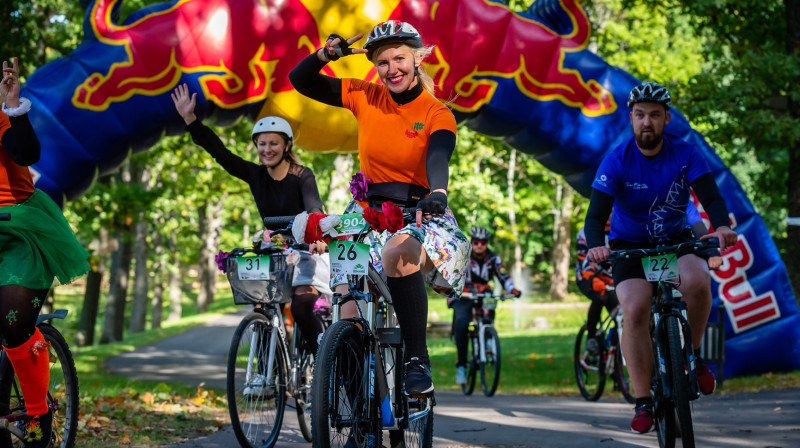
[349,171,372,202]
[215,250,230,272]
[363,201,405,233]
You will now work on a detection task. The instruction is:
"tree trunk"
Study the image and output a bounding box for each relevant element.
[77,227,112,346]
[197,198,225,313]
[549,178,574,301]
[129,219,149,333]
[328,154,355,213]
[507,148,524,292]
[786,0,800,300]
[100,227,133,343]
[242,207,251,246]
[150,229,165,329]
[167,226,182,322]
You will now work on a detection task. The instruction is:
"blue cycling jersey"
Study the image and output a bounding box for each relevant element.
[592,133,710,243]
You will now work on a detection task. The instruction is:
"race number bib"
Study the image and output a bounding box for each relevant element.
[329,241,370,275]
[641,253,679,282]
[335,213,369,236]
[237,255,271,280]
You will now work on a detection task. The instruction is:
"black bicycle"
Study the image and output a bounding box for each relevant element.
[574,303,634,403]
[311,211,434,448]
[225,216,331,448]
[458,291,512,397]
[610,238,719,448]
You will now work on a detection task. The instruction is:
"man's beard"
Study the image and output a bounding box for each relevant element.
[635,128,663,150]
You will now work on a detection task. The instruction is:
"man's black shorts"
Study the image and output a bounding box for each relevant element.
[609,229,705,284]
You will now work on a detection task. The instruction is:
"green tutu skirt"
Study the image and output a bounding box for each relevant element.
[0,190,90,289]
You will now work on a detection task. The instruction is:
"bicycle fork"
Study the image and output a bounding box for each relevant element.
[653,304,700,401]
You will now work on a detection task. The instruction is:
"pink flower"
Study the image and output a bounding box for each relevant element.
[215,250,230,272]
[349,171,372,202]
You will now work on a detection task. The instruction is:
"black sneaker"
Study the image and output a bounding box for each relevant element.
[19,410,53,448]
[404,357,434,396]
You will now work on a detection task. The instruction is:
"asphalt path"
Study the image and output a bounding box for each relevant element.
[106,310,800,448]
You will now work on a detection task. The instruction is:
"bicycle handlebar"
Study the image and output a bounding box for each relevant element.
[608,238,720,261]
[461,291,516,301]
[263,215,295,230]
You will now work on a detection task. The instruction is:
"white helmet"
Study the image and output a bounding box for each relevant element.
[252,116,293,144]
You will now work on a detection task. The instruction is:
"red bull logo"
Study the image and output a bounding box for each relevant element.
[387,0,616,116]
[72,0,322,111]
[712,236,781,333]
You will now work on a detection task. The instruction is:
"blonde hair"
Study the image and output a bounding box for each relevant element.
[371,43,437,96]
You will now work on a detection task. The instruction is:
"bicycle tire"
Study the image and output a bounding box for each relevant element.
[480,326,501,397]
[227,312,287,448]
[311,320,381,448]
[461,334,477,396]
[295,345,314,443]
[653,312,676,448]
[610,325,635,404]
[402,395,434,448]
[667,315,695,448]
[573,324,605,401]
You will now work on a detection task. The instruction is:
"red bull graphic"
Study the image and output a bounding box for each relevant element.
[73,0,323,110]
[18,0,800,379]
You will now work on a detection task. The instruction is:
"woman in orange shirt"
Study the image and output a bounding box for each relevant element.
[0,57,89,447]
[290,21,470,397]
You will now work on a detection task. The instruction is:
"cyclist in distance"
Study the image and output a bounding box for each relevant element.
[289,20,470,396]
[451,226,520,385]
[584,81,737,434]
[0,57,90,447]
[172,85,332,354]
[575,223,618,358]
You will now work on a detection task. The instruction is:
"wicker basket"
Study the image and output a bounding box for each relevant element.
[225,253,293,305]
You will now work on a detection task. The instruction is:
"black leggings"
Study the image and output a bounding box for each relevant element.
[451,299,474,367]
[0,285,50,348]
[578,280,619,337]
[290,291,323,354]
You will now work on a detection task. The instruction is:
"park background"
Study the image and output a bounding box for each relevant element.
[1,0,799,445]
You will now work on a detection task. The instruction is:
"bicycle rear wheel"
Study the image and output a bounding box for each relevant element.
[227,312,287,448]
[461,333,477,396]
[402,395,434,448]
[294,345,314,442]
[479,326,501,397]
[667,316,694,448]
[610,326,635,404]
[0,324,81,448]
[573,324,605,401]
[311,320,380,448]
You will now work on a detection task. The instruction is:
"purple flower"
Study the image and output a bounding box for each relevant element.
[215,250,230,272]
[349,171,372,202]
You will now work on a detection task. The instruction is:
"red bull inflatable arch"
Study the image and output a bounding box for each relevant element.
[20,0,799,379]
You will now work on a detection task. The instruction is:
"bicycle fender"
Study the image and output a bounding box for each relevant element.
[37,309,68,325]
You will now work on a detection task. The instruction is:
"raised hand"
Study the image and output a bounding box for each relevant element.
[318,33,368,62]
[1,57,21,107]
[170,83,197,125]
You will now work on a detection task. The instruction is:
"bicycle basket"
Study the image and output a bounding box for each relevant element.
[225,253,293,305]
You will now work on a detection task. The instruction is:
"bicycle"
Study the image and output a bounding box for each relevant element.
[573,301,634,403]
[311,211,434,448]
[457,291,513,397]
[609,238,720,448]
[225,215,331,448]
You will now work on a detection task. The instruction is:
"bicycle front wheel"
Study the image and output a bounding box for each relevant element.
[227,312,287,448]
[402,395,434,448]
[312,320,380,448]
[573,324,605,401]
[667,315,694,448]
[479,326,501,397]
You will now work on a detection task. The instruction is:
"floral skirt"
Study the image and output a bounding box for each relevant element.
[331,201,470,297]
[0,190,90,289]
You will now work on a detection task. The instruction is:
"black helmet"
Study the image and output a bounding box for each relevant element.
[469,226,491,240]
[627,81,672,110]
[363,20,423,61]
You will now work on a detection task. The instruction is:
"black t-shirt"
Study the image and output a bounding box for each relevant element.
[187,121,323,218]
